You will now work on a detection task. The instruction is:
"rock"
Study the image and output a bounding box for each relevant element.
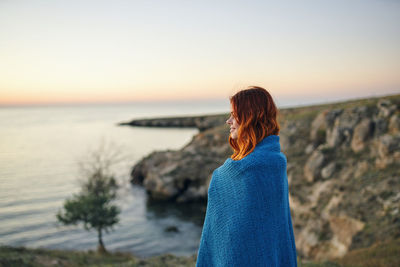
[340,109,362,129]
[176,183,209,203]
[194,115,229,131]
[321,162,337,179]
[304,150,326,182]
[351,106,369,119]
[310,111,328,145]
[327,108,364,148]
[296,220,324,256]
[280,121,302,152]
[51,259,60,265]
[377,99,396,118]
[325,109,343,128]
[377,134,400,157]
[354,161,369,178]
[375,133,400,168]
[321,193,344,219]
[130,124,231,202]
[351,118,373,152]
[305,143,315,154]
[119,113,228,131]
[143,172,179,200]
[327,215,365,258]
[131,151,176,185]
[287,171,294,184]
[308,180,334,205]
[326,118,345,147]
[279,133,291,153]
[165,226,179,232]
[372,117,388,137]
[388,114,400,134]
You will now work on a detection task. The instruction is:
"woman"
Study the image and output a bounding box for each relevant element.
[196,86,298,267]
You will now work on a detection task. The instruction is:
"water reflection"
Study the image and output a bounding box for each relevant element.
[146,198,207,227]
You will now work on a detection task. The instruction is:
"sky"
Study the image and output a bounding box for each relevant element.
[0,0,399,106]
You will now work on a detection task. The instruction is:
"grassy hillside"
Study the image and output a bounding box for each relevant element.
[0,246,196,267]
[1,238,399,266]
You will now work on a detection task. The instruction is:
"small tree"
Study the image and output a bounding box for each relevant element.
[56,139,124,253]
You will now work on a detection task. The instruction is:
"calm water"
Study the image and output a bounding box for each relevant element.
[0,100,229,258]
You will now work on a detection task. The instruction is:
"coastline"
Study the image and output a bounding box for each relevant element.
[125,92,400,262]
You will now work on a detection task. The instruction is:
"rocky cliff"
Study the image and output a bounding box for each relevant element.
[127,93,400,261]
[118,113,227,131]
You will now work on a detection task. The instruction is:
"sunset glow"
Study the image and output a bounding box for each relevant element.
[1,0,399,105]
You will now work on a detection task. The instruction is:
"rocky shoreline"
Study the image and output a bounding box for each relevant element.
[118,113,227,131]
[122,93,400,262]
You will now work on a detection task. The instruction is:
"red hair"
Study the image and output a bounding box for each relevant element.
[229,86,280,160]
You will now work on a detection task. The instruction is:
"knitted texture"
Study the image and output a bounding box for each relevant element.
[196,134,298,267]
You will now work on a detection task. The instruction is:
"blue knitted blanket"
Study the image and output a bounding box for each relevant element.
[196,134,297,267]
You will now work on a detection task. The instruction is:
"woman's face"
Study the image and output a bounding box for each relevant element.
[226,108,239,139]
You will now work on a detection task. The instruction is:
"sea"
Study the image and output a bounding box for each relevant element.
[0,96,350,258]
[0,100,233,258]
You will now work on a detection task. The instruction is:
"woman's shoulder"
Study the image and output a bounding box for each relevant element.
[247,149,287,172]
[247,136,286,164]
[221,150,286,177]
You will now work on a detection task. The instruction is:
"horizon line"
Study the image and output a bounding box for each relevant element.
[0,96,228,108]
[1,92,399,110]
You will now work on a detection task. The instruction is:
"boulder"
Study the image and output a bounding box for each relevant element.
[326,119,345,147]
[377,99,396,118]
[375,133,400,168]
[325,109,343,128]
[388,114,400,134]
[304,149,326,182]
[305,143,315,154]
[351,118,373,153]
[321,162,337,179]
[310,111,328,145]
[372,117,389,137]
[130,124,231,202]
[326,215,365,259]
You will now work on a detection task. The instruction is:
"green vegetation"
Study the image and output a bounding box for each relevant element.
[299,261,341,267]
[0,246,132,267]
[56,141,123,254]
[56,170,120,254]
[297,238,400,267]
[335,238,400,267]
[2,238,399,266]
[0,246,196,267]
